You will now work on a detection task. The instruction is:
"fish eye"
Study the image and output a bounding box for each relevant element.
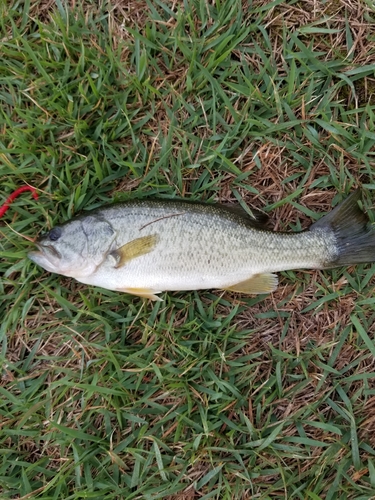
[48,227,62,242]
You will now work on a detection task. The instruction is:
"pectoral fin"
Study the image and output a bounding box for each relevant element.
[111,234,159,268]
[116,287,163,301]
[226,273,278,295]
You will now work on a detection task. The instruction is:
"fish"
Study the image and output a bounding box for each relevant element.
[28,190,375,301]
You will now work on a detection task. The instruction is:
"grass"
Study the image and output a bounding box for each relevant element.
[1,0,375,498]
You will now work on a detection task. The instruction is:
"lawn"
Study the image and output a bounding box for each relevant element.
[1,0,375,498]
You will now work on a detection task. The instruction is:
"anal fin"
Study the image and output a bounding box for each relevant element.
[226,273,278,295]
[116,287,163,301]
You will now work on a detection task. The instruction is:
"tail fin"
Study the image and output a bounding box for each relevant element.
[311,189,375,266]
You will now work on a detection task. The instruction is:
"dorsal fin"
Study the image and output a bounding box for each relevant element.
[217,204,269,228]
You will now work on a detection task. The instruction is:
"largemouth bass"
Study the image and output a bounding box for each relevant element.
[28,190,375,300]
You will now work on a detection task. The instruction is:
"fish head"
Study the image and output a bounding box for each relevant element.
[28,215,116,279]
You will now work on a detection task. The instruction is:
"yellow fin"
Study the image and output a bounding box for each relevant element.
[111,234,159,268]
[116,287,163,301]
[226,273,278,295]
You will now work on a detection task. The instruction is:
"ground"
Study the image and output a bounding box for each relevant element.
[1,0,375,498]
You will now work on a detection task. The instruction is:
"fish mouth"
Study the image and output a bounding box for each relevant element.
[42,243,61,259]
[28,243,61,270]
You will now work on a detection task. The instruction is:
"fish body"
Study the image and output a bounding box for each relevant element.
[28,191,375,300]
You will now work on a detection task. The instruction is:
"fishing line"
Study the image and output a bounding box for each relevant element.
[0,186,39,218]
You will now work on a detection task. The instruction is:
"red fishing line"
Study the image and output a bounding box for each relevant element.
[0,186,39,217]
